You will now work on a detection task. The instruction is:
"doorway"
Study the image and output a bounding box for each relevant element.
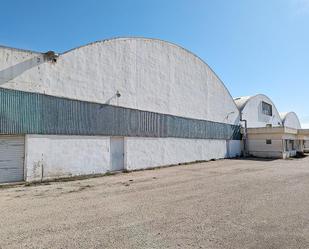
[110,137,125,171]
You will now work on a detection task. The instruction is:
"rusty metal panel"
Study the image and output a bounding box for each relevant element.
[0,88,241,140]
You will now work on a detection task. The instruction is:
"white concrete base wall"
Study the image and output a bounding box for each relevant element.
[125,137,241,171]
[247,139,283,158]
[247,139,299,159]
[227,140,242,158]
[250,151,283,159]
[24,135,242,182]
[25,135,110,182]
[248,139,283,152]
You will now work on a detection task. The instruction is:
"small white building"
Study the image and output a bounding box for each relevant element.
[234,95,306,158]
[0,38,242,183]
[246,127,301,159]
[234,94,283,128]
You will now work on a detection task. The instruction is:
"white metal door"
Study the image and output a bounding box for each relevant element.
[0,136,25,183]
[110,137,124,171]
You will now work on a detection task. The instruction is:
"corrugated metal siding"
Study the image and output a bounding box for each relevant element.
[0,88,241,140]
[0,136,24,183]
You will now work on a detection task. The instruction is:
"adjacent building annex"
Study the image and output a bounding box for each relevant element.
[0,37,308,184]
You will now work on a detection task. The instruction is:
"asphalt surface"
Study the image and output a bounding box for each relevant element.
[1,157,309,249]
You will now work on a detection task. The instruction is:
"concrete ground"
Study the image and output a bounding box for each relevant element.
[1,157,309,249]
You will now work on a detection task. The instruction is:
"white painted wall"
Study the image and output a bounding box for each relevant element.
[235,95,282,128]
[125,137,241,170]
[248,139,283,152]
[0,38,239,125]
[247,139,300,159]
[0,47,44,89]
[247,139,283,158]
[25,135,110,182]
[227,140,242,157]
[24,135,241,181]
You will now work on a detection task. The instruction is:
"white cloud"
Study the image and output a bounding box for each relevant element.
[292,0,309,14]
[302,122,309,128]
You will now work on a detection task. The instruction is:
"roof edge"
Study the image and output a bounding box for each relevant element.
[59,36,239,111]
[0,44,42,55]
[234,94,270,112]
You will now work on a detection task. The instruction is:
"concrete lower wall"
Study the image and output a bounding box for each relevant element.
[24,135,241,182]
[227,140,242,158]
[247,139,283,158]
[125,137,241,170]
[248,139,283,152]
[25,135,110,182]
[249,151,283,159]
[247,139,299,159]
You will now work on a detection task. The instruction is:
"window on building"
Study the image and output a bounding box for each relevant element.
[266,139,272,144]
[262,101,273,116]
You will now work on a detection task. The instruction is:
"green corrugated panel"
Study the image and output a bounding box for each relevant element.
[0,88,241,140]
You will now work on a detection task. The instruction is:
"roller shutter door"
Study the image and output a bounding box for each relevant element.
[0,136,25,183]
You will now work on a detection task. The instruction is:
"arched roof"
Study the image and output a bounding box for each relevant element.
[280,112,301,129]
[0,37,237,109]
[0,44,42,55]
[234,94,280,114]
[234,94,283,127]
[59,37,238,110]
[280,112,289,121]
[0,37,240,124]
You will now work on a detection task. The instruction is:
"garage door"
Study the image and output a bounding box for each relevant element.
[0,136,25,183]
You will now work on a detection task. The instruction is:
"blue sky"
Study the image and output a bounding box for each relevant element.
[1,0,309,126]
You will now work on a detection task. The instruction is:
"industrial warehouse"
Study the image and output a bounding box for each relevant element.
[0,37,308,184]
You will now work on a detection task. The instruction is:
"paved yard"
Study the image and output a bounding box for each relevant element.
[1,157,309,249]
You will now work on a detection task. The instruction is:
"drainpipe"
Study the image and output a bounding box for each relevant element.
[240,112,248,157]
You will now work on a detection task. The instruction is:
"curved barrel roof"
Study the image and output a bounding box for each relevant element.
[234,94,282,127]
[280,112,301,129]
[0,37,240,124]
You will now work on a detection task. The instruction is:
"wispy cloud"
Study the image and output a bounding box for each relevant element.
[292,0,309,15]
[302,122,309,128]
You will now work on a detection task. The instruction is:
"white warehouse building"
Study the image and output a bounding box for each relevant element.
[234,94,307,159]
[0,37,242,183]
